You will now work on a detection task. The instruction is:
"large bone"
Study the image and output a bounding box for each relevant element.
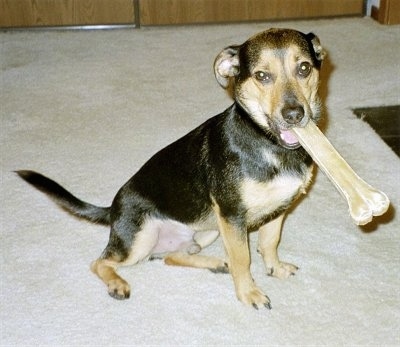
[292,122,390,225]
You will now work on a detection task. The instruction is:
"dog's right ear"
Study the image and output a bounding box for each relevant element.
[214,45,240,89]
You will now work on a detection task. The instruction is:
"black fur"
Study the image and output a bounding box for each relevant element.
[16,170,110,225]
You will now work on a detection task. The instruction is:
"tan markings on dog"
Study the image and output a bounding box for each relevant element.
[164,252,227,272]
[240,171,312,225]
[260,149,280,168]
[257,214,298,279]
[91,219,165,299]
[127,221,160,263]
[237,45,321,131]
[91,258,131,299]
[212,199,270,308]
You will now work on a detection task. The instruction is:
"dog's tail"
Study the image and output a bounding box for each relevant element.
[16,170,111,225]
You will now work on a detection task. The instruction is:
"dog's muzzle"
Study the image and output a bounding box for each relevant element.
[277,102,306,149]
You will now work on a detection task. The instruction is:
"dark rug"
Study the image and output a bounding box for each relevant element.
[353,105,400,157]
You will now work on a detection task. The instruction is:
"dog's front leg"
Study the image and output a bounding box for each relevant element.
[258,214,298,279]
[214,205,271,309]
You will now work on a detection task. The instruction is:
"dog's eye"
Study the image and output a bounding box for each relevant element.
[254,71,272,83]
[298,62,312,77]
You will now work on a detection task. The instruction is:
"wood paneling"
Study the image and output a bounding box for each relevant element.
[0,0,135,27]
[0,0,366,28]
[371,0,400,25]
[139,0,364,26]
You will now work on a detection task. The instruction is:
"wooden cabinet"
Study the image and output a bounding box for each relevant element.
[1,0,365,28]
[139,0,364,26]
[0,0,136,27]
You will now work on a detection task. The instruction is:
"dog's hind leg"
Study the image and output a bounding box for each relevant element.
[164,252,228,273]
[193,230,219,249]
[258,214,298,279]
[91,257,132,300]
[91,217,160,300]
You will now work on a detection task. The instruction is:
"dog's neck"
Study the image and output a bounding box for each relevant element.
[229,102,282,148]
[226,102,312,164]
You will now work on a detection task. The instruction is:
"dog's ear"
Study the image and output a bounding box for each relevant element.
[306,33,326,62]
[214,45,240,88]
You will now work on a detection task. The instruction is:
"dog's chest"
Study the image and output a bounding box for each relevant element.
[240,169,312,224]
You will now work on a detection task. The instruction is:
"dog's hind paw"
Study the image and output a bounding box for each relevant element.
[107,279,131,300]
[266,262,298,279]
[187,243,202,255]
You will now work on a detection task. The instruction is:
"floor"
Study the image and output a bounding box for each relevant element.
[353,105,400,157]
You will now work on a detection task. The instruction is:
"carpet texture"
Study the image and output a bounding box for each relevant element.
[1,17,399,346]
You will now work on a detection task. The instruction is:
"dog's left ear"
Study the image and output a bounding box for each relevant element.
[214,45,240,88]
[306,33,327,62]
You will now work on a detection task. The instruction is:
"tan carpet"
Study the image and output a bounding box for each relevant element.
[1,17,399,346]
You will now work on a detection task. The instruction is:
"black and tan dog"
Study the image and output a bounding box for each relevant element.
[17,28,326,309]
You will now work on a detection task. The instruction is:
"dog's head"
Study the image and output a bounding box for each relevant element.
[214,28,326,149]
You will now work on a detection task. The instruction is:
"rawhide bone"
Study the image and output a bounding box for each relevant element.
[292,121,390,225]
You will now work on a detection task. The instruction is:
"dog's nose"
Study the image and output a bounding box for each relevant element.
[282,105,304,124]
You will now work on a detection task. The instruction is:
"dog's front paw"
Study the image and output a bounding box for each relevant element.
[237,284,271,310]
[107,279,131,300]
[208,261,229,274]
[267,262,298,279]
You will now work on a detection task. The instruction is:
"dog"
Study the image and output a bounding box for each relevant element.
[17,28,326,309]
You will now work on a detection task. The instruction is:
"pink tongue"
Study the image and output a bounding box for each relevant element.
[280,130,298,145]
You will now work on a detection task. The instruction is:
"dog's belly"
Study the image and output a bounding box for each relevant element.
[240,172,312,226]
[135,216,219,258]
[149,219,196,254]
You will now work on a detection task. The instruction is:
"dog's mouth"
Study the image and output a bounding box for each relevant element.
[278,129,301,149]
